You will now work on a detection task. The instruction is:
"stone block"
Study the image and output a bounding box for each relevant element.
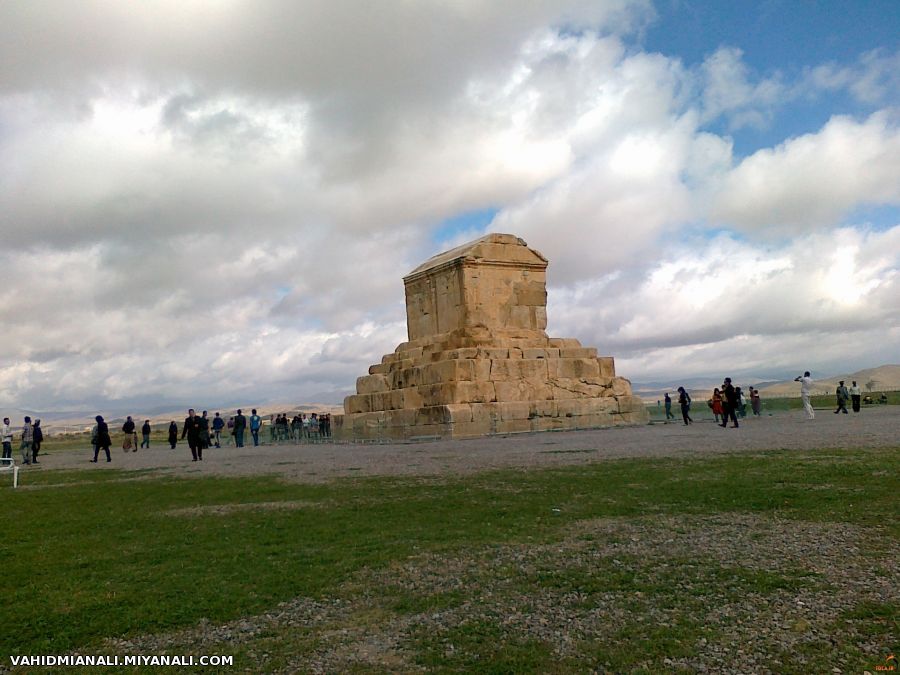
[559,347,598,359]
[551,358,600,380]
[416,405,452,426]
[397,347,424,361]
[497,419,532,434]
[420,360,475,385]
[597,356,615,378]
[479,347,509,359]
[549,338,581,348]
[385,408,417,428]
[498,401,531,420]
[522,348,548,359]
[449,420,494,438]
[581,412,616,428]
[556,399,599,417]
[494,380,552,402]
[445,403,474,423]
[514,280,547,306]
[612,377,633,397]
[550,379,605,399]
[368,363,390,375]
[391,366,421,390]
[471,402,502,424]
[345,394,370,414]
[473,359,492,381]
[357,374,390,395]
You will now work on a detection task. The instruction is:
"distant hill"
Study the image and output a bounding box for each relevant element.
[756,364,900,397]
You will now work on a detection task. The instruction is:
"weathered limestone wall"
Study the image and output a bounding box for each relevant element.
[333,233,648,440]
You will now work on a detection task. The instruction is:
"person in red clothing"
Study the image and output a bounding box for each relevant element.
[711,388,724,424]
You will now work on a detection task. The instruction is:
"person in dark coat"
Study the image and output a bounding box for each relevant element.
[233,409,247,448]
[167,421,178,449]
[31,419,44,463]
[141,420,152,448]
[720,377,739,428]
[198,411,211,458]
[92,415,112,462]
[677,387,692,425]
[122,416,137,452]
[181,409,202,461]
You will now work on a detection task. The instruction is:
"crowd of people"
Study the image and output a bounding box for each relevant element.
[1,415,43,465]
[82,408,334,463]
[662,372,878,427]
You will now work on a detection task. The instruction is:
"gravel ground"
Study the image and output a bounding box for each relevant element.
[105,513,897,673]
[35,405,900,483]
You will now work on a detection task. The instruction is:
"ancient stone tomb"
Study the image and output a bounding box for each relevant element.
[331,233,647,440]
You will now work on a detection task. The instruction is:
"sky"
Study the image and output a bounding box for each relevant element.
[1,0,898,412]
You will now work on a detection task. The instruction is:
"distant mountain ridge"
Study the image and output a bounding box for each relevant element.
[755,364,900,397]
[632,364,900,401]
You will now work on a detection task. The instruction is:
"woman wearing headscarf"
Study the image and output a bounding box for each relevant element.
[677,386,693,425]
[91,415,112,463]
[168,421,178,449]
[31,419,44,463]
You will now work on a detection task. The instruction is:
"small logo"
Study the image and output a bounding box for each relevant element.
[875,653,898,672]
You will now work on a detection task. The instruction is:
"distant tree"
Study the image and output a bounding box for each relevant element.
[865,379,877,392]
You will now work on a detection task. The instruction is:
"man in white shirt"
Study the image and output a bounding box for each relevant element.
[794,371,815,419]
[849,380,861,413]
[1,417,12,461]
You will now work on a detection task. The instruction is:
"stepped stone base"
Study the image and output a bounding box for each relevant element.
[332,335,648,441]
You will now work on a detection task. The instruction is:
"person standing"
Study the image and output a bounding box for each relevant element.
[711,388,723,424]
[720,378,739,428]
[1,417,12,462]
[664,393,674,420]
[181,408,202,461]
[167,421,178,449]
[750,387,762,416]
[233,409,247,447]
[849,380,861,413]
[122,416,137,452]
[141,420,152,448]
[20,416,33,465]
[212,412,225,448]
[834,381,850,414]
[198,411,211,458]
[91,415,112,463]
[31,419,43,463]
[794,371,815,419]
[736,387,747,418]
[677,387,692,425]
[249,409,262,446]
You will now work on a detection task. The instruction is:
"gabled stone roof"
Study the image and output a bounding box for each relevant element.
[404,233,548,280]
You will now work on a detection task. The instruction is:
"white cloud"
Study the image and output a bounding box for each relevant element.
[707,112,900,234]
[548,225,900,381]
[698,47,785,130]
[804,48,900,105]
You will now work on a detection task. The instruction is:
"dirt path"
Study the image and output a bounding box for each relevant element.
[29,406,900,483]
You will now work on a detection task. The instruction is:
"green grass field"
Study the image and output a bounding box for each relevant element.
[2,446,897,672]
